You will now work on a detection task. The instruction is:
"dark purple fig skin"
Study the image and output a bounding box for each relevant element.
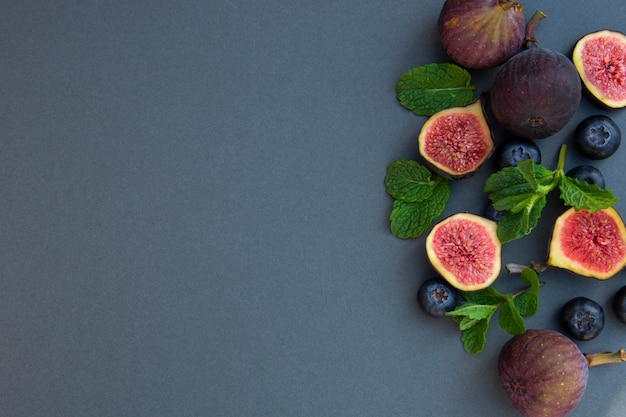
[490,47,582,139]
[498,329,589,417]
[438,0,525,69]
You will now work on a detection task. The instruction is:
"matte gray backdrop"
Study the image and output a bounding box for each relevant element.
[2,1,626,416]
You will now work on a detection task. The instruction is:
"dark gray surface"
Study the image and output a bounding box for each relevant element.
[2,1,626,416]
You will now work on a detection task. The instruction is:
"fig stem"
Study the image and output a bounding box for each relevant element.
[506,262,549,274]
[585,349,626,369]
[524,10,548,48]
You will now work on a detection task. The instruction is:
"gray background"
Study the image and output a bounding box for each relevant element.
[2,1,626,416]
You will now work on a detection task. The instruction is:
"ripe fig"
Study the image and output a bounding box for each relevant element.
[547,207,626,280]
[490,11,582,139]
[499,329,626,417]
[438,0,526,69]
[418,98,494,179]
[425,212,501,291]
[573,30,626,109]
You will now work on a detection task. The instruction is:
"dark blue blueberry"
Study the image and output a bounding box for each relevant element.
[574,115,621,160]
[566,165,606,188]
[417,277,461,318]
[612,286,626,324]
[560,297,605,341]
[483,202,503,222]
[495,138,542,169]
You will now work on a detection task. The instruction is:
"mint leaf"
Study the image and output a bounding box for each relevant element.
[447,268,541,354]
[389,174,449,238]
[519,266,540,292]
[396,63,475,116]
[515,267,540,316]
[461,287,505,305]
[446,303,498,320]
[457,316,481,331]
[498,296,526,335]
[516,159,539,189]
[559,175,619,212]
[461,319,489,355]
[484,145,622,242]
[385,159,434,202]
[484,159,554,242]
[515,291,539,317]
[493,195,546,243]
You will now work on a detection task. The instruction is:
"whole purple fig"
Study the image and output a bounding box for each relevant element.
[498,329,626,417]
[490,11,582,139]
[438,0,525,69]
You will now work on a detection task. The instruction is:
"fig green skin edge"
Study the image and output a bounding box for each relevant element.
[438,0,525,69]
[490,47,582,139]
[499,329,589,417]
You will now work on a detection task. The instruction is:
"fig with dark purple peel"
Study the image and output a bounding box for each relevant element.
[573,30,626,109]
[490,11,582,139]
[418,98,494,179]
[499,329,626,417]
[438,0,526,69]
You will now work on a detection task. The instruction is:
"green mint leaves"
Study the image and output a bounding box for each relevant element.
[396,63,476,116]
[385,159,450,238]
[447,268,541,355]
[484,145,618,243]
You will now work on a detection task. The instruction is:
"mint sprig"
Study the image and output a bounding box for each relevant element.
[484,144,619,243]
[446,268,542,355]
[385,159,450,238]
[396,63,476,116]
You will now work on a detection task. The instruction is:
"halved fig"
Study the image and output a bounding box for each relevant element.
[547,207,626,280]
[426,212,502,291]
[418,98,494,179]
[572,30,626,109]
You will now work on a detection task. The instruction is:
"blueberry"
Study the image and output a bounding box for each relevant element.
[417,277,460,318]
[483,201,503,222]
[560,297,605,341]
[495,138,542,169]
[612,285,626,324]
[574,115,621,160]
[566,165,606,188]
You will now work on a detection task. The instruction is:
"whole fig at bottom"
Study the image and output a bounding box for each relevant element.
[498,329,626,417]
[498,329,588,417]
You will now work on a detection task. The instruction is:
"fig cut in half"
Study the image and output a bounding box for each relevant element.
[426,212,501,291]
[573,30,626,109]
[418,98,494,179]
[547,207,626,280]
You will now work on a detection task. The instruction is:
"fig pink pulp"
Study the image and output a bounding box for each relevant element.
[425,213,501,291]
